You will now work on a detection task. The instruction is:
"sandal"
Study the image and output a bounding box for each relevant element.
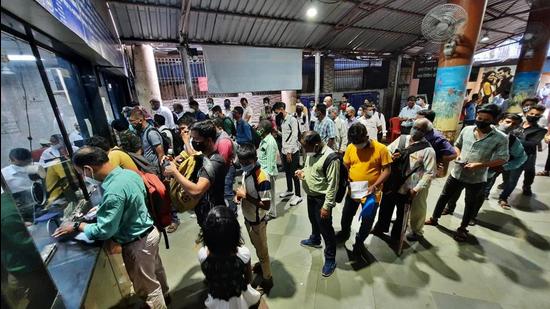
[166,222,180,233]
[536,170,549,176]
[454,227,468,242]
[499,199,511,210]
[425,217,438,226]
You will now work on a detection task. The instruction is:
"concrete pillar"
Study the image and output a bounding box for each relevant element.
[508,0,550,113]
[432,0,488,141]
[322,57,335,93]
[391,54,403,114]
[133,44,162,113]
[178,45,195,99]
[281,90,297,113]
[314,51,321,105]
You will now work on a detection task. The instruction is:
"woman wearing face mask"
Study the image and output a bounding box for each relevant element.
[513,103,547,196]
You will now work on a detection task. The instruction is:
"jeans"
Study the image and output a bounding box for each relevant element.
[545,147,550,171]
[374,192,408,241]
[522,154,537,190]
[432,176,486,227]
[224,164,237,216]
[307,195,336,260]
[499,166,524,201]
[341,194,379,245]
[281,151,301,196]
[484,171,501,197]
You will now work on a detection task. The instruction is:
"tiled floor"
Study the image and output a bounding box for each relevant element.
[162,153,550,309]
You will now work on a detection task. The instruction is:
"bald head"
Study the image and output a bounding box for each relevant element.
[323,96,333,107]
[414,118,432,132]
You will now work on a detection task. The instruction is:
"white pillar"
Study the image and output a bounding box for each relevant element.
[314,51,321,105]
[133,44,162,113]
[281,90,297,113]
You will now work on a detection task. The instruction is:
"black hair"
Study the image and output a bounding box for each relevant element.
[128,101,140,107]
[177,114,196,127]
[348,123,368,144]
[85,136,110,152]
[240,97,248,104]
[498,67,511,73]
[521,98,539,107]
[236,143,257,162]
[527,104,546,113]
[9,148,31,161]
[72,146,109,167]
[191,120,217,141]
[154,114,166,126]
[471,94,479,101]
[150,98,160,104]
[263,97,270,103]
[189,100,199,107]
[224,99,231,106]
[212,117,224,129]
[50,134,63,143]
[173,103,184,112]
[316,103,327,115]
[211,105,222,113]
[477,103,501,119]
[206,97,214,103]
[111,119,129,131]
[500,113,523,123]
[272,102,286,111]
[301,130,322,146]
[233,106,244,115]
[417,109,436,122]
[407,96,416,101]
[199,206,243,255]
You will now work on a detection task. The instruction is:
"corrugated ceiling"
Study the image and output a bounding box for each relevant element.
[108,0,534,55]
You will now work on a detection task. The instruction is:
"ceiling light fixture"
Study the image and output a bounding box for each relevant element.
[480,32,490,43]
[7,54,36,61]
[306,7,318,18]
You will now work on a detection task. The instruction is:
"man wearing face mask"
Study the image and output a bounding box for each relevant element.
[257,120,279,218]
[373,119,436,243]
[3,148,35,195]
[513,103,547,197]
[313,103,336,149]
[426,104,509,241]
[39,134,77,166]
[336,123,392,260]
[150,98,177,130]
[273,102,303,207]
[294,103,309,135]
[345,106,357,128]
[164,120,227,227]
[296,131,340,277]
[206,97,215,118]
[328,106,348,154]
[129,109,165,175]
[233,106,253,145]
[53,146,169,309]
[223,99,233,120]
[482,113,526,209]
[189,100,208,121]
[359,103,383,142]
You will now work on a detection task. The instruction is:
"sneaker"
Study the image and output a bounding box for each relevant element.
[300,237,322,248]
[289,195,303,206]
[166,222,180,233]
[522,188,533,196]
[259,277,274,294]
[406,232,422,242]
[335,230,350,243]
[279,191,294,199]
[321,259,336,277]
[468,219,477,226]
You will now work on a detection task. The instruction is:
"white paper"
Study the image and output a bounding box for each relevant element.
[74,232,94,244]
[349,181,369,199]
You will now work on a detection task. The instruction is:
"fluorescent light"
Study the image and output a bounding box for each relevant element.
[7,54,36,61]
[306,7,317,18]
[480,34,490,43]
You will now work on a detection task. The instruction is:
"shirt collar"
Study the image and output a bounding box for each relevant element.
[101,167,123,190]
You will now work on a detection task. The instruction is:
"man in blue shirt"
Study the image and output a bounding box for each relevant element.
[463,94,478,126]
[233,106,253,145]
[399,96,422,134]
[189,100,208,121]
[53,146,168,308]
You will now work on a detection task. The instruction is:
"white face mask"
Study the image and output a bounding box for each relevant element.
[84,167,101,187]
[366,111,374,117]
[306,152,317,156]
[357,110,363,117]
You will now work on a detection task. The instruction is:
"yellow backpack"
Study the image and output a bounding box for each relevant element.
[169,151,203,212]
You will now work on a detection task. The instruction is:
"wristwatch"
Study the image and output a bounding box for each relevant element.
[73,222,80,232]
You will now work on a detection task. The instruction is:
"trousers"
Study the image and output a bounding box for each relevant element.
[340,194,379,245]
[307,195,336,260]
[245,220,272,279]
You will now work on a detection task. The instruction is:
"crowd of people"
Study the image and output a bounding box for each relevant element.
[4,92,548,309]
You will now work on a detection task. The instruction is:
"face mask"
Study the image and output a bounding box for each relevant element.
[345,114,351,119]
[416,100,421,105]
[498,123,513,133]
[526,115,541,123]
[207,103,214,110]
[340,105,347,111]
[475,120,492,130]
[410,128,426,140]
[306,152,317,156]
[522,106,531,113]
[192,140,206,152]
[84,167,101,187]
[242,163,255,174]
[132,122,143,131]
[357,110,363,117]
[366,111,374,117]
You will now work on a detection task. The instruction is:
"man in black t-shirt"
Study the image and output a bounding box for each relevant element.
[164,120,227,227]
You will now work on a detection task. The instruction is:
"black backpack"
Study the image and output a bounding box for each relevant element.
[383,136,431,193]
[322,152,349,203]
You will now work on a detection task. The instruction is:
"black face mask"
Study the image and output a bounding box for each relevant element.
[526,115,541,123]
[475,120,492,130]
[345,114,351,119]
[192,140,207,152]
[133,122,143,131]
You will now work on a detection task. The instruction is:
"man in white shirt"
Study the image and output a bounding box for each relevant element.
[39,134,77,166]
[345,106,358,128]
[273,102,303,206]
[399,96,422,134]
[173,103,184,121]
[240,97,253,123]
[68,122,83,147]
[373,103,387,142]
[2,148,34,194]
[328,106,348,154]
[359,103,383,141]
[150,98,176,129]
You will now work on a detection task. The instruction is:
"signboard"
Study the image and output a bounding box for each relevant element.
[35,0,122,67]
[198,77,208,92]
[414,59,438,79]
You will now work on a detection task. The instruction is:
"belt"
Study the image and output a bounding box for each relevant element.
[121,226,155,246]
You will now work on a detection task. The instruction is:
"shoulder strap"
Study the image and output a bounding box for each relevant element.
[405,140,431,155]
[397,135,407,151]
[322,152,340,176]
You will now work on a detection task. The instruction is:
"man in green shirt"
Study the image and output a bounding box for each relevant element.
[257,120,279,218]
[212,105,236,137]
[53,146,168,308]
[295,131,340,277]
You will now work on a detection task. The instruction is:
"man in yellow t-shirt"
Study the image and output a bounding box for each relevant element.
[336,123,392,261]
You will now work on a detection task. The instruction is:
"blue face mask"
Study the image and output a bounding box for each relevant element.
[242,163,255,174]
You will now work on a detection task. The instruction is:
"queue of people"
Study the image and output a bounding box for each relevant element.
[5,94,547,309]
